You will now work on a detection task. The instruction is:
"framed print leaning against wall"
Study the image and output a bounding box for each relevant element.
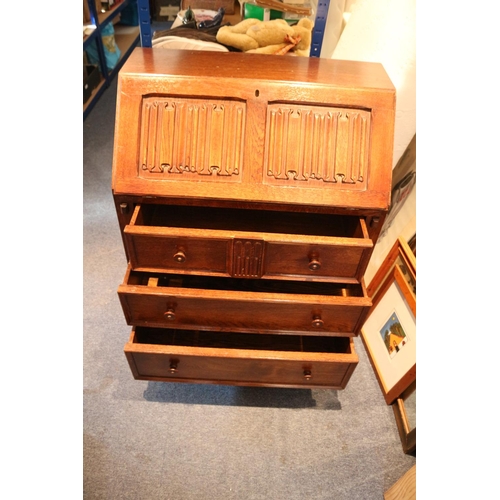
[361,238,416,405]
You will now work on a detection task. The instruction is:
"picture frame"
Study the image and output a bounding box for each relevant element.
[361,237,416,405]
[392,380,416,456]
[378,134,416,240]
[367,236,415,300]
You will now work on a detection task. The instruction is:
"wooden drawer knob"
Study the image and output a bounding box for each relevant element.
[303,369,312,380]
[173,247,186,263]
[164,307,176,321]
[312,315,324,328]
[169,360,178,374]
[308,252,321,271]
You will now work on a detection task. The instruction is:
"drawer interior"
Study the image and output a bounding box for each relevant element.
[133,327,352,354]
[127,270,365,297]
[135,204,366,239]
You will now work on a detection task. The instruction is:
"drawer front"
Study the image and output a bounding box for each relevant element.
[125,231,230,276]
[263,241,370,281]
[124,328,358,389]
[118,269,371,336]
[124,203,372,282]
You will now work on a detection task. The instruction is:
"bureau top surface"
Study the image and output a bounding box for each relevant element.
[120,48,395,93]
[113,49,396,210]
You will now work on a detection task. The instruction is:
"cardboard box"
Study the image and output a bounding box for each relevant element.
[181,0,235,16]
[155,1,181,21]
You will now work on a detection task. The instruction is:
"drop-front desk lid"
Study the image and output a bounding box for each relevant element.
[112,48,395,211]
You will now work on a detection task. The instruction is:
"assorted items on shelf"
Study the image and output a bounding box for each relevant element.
[151,10,232,52]
[83,0,140,119]
[145,0,325,55]
[150,0,315,54]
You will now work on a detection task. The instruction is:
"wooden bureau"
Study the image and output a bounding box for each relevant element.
[112,48,395,390]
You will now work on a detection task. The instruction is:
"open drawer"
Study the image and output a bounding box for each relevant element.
[123,203,373,283]
[118,267,372,336]
[124,327,358,389]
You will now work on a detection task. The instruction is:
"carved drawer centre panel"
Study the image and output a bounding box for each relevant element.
[264,104,371,189]
[231,239,265,278]
[139,97,246,181]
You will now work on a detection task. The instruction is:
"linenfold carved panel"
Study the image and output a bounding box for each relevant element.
[139,97,245,181]
[231,240,264,278]
[264,104,371,188]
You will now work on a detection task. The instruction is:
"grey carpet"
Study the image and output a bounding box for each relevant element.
[83,76,416,500]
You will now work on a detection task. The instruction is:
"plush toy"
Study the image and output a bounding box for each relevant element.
[216,17,314,57]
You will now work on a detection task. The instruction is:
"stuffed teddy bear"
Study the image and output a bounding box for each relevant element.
[216,17,314,57]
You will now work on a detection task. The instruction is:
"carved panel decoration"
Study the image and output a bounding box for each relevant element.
[264,104,371,188]
[231,239,265,278]
[139,97,246,180]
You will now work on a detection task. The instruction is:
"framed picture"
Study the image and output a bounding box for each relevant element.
[367,237,416,300]
[392,380,416,456]
[361,238,416,405]
[379,134,416,239]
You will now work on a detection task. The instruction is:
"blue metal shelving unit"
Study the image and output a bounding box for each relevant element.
[309,0,330,57]
[138,0,153,48]
[84,0,141,120]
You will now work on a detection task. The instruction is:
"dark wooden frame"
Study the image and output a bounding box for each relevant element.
[361,237,416,405]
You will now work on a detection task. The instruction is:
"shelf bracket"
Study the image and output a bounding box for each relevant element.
[310,0,330,58]
[138,0,152,47]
